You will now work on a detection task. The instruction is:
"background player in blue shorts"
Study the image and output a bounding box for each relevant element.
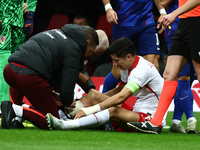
[102,0,166,93]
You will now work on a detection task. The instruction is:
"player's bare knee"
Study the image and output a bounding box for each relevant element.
[108,107,119,118]
[163,70,178,81]
[87,89,97,99]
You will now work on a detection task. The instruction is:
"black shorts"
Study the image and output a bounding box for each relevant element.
[169,17,200,61]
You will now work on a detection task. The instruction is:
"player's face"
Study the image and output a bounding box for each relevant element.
[111,54,130,71]
[73,18,89,26]
[84,42,98,58]
[88,46,105,58]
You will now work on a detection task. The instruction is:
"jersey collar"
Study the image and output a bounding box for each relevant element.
[128,55,140,75]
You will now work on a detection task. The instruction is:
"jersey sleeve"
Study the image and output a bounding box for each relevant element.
[129,62,153,88]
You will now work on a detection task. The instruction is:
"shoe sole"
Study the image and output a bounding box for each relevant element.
[127,122,159,134]
[46,113,52,130]
[186,129,197,134]
[169,128,186,133]
[46,113,63,130]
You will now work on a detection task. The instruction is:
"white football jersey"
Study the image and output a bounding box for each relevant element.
[121,56,164,116]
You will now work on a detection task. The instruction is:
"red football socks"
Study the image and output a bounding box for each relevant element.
[151,81,178,126]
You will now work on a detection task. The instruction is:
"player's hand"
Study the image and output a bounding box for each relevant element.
[23,2,27,14]
[23,11,35,35]
[77,72,89,85]
[157,14,166,34]
[161,13,177,27]
[63,99,76,115]
[74,109,86,119]
[106,9,118,24]
[70,99,76,108]
[0,20,2,30]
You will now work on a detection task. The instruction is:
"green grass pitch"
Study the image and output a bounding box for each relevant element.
[0,112,200,150]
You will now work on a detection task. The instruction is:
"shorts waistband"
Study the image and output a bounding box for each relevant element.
[9,62,39,76]
[10,62,28,68]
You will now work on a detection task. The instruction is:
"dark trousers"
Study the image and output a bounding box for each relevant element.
[3,64,59,129]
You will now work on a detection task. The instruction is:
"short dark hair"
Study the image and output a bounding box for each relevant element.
[74,14,89,23]
[83,27,99,46]
[107,37,136,58]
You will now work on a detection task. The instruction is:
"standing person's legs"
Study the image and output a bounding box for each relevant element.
[192,60,200,83]
[0,25,25,104]
[150,55,187,126]
[170,62,196,133]
[0,53,11,102]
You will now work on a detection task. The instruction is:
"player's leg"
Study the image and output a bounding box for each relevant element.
[188,59,200,133]
[47,109,110,130]
[22,76,59,129]
[2,63,59,129]
[172,62,197,133]
[183,17,200,133]
[150,55,187,125]
[47,106,140,131]
[69,89,110,118]
[102,58,121,93]
[125,38,190,134]
[136,25,160,71]
[80,89,109,107]
[142,54,160,71]
[170,63,193,133]
[108,106,141,131]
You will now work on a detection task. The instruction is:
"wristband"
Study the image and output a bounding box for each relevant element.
[105,3,112,11]
[81,104,101,116]
[159,8,167,15]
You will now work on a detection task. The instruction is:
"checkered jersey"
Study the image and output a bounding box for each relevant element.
[0,0,37,27]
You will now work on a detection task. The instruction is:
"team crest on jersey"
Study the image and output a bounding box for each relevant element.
[0,35,6,44]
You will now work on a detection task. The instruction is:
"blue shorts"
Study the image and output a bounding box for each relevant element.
[111,24,160,55]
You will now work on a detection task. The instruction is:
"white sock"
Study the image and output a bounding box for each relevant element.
[172,119,181,125]
[13,103,30,122]
[12,104,23,117]
[15,117,23,122]
[62,109,110,129]
[188,117,196,123]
